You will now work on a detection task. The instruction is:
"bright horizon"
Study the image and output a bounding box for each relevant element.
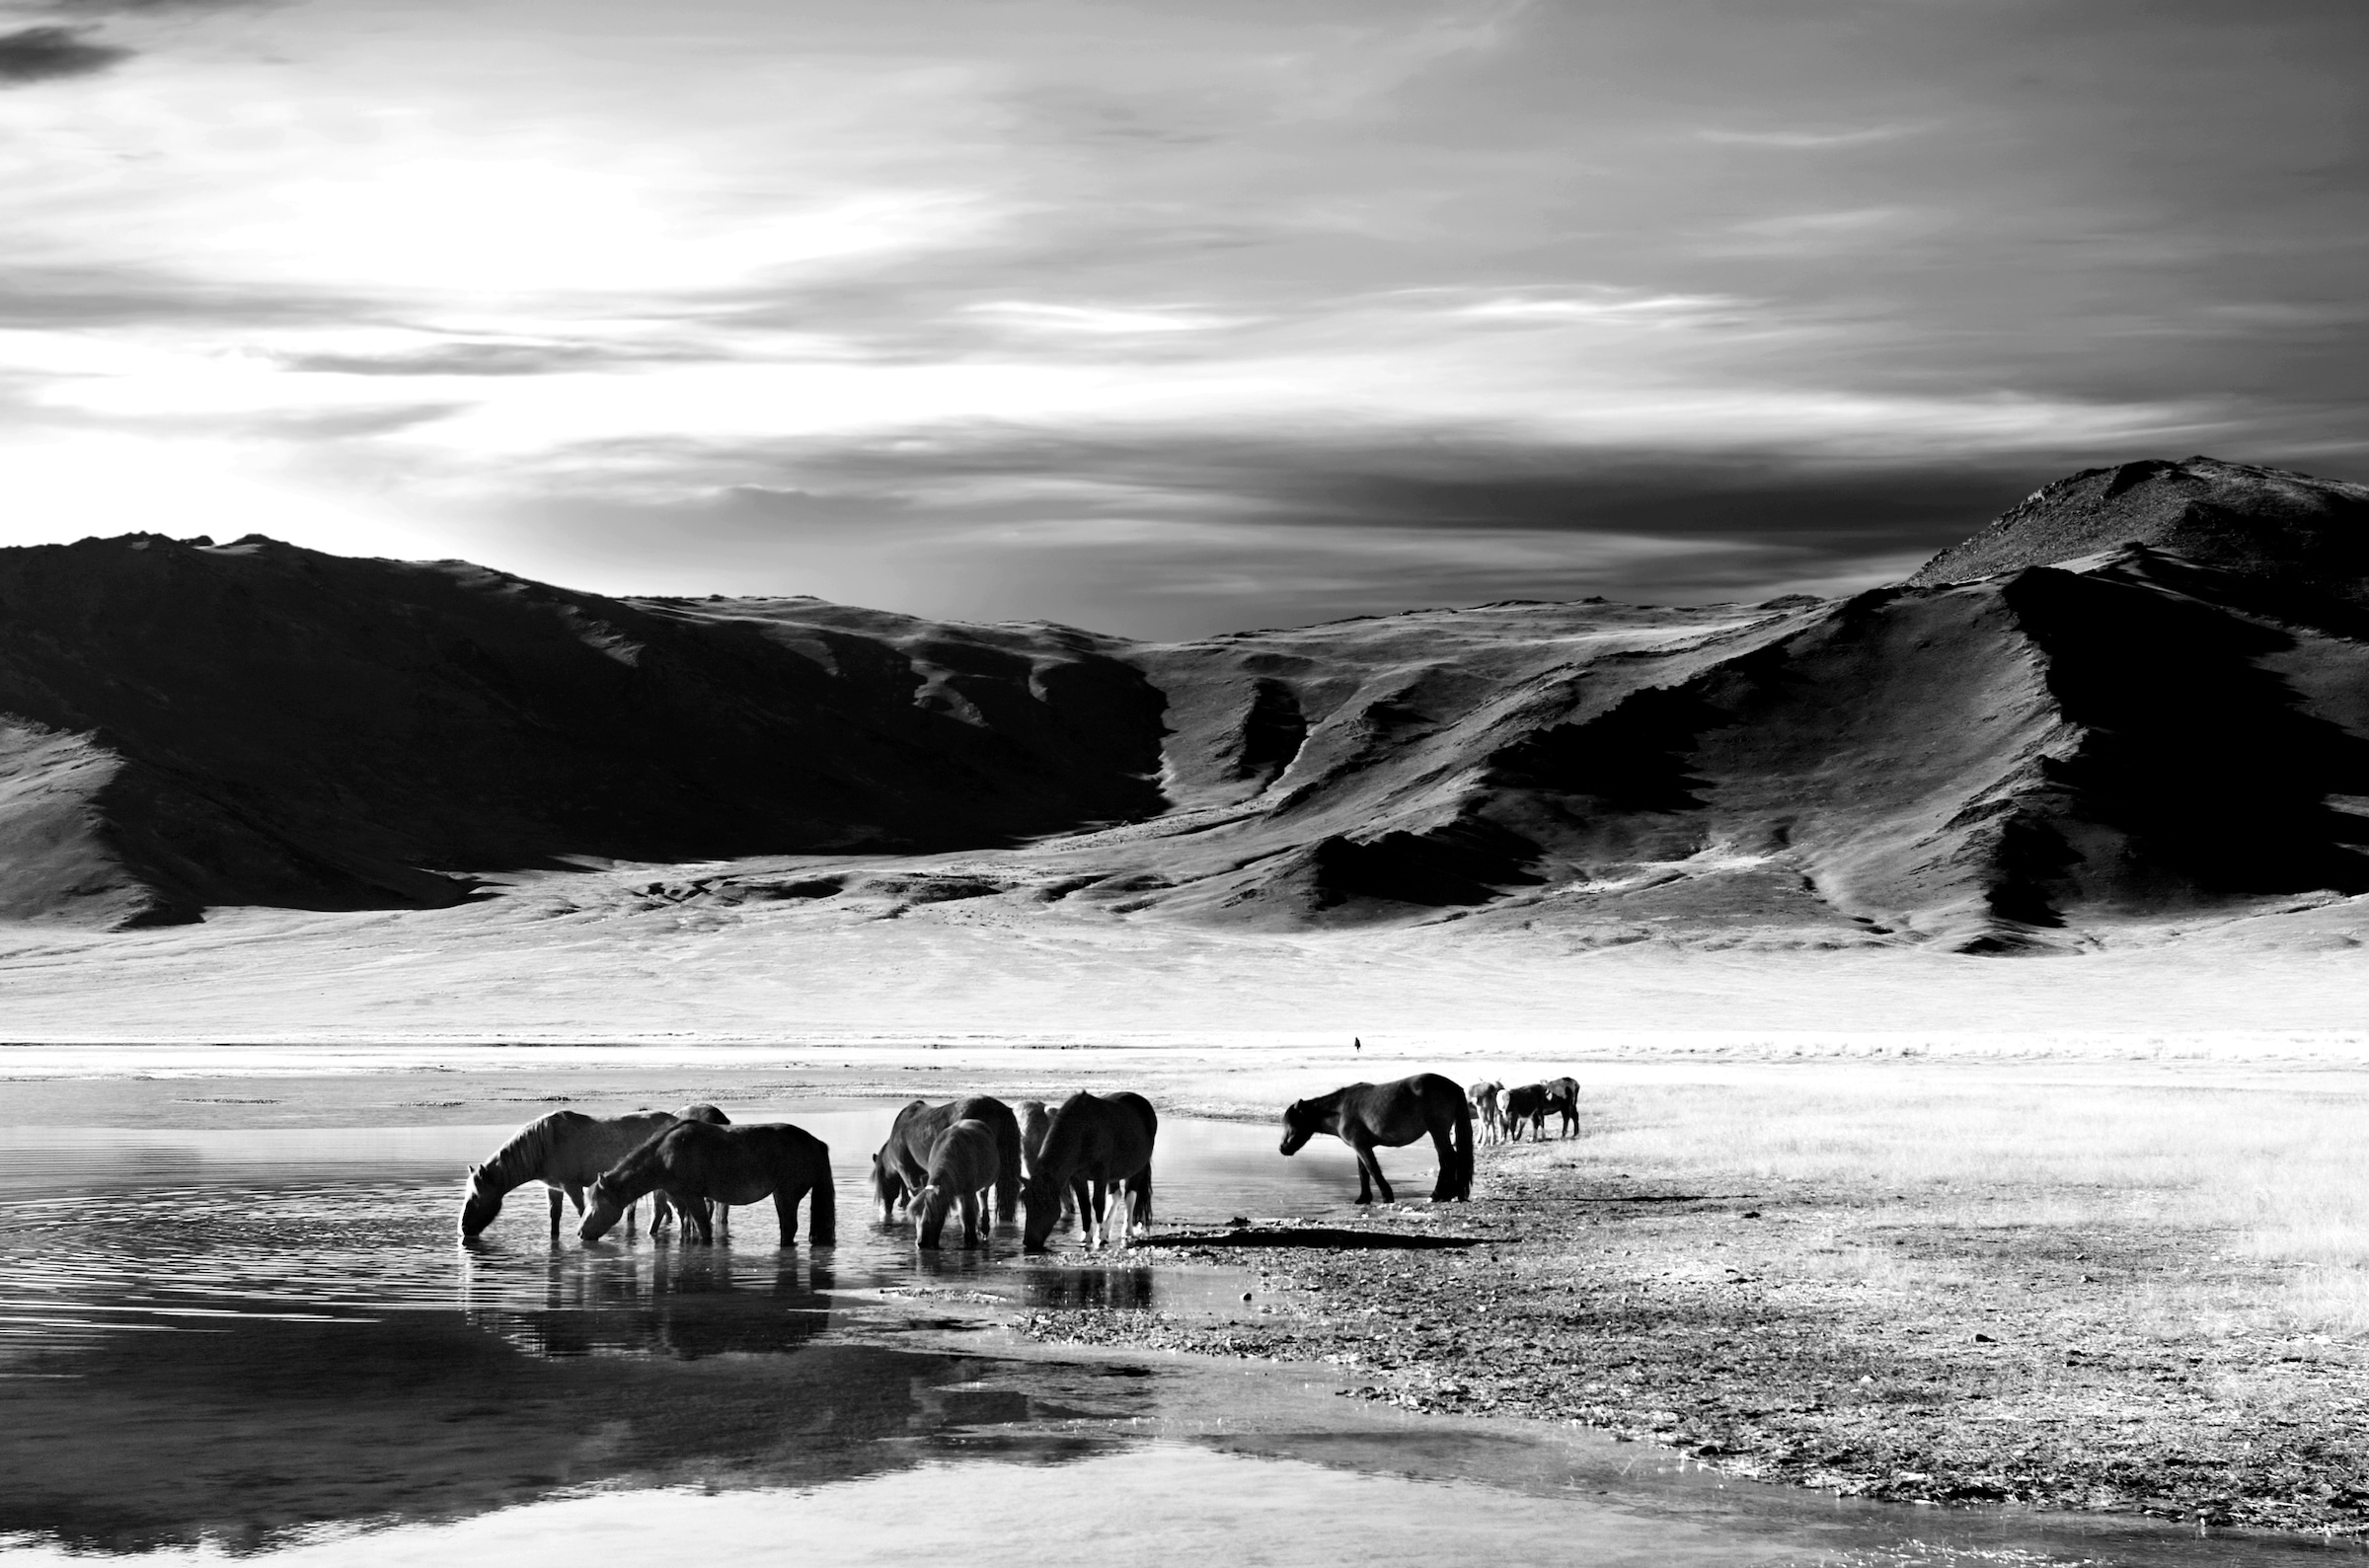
[2,0,2364,636]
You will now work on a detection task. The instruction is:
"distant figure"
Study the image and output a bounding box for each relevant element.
[1353,1037,1362,1051]
[1279,1075,1473,1204]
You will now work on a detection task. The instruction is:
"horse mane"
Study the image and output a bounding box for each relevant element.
[591,1128,672,1205]
[478,1111,591,1192]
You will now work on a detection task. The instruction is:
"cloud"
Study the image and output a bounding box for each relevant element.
[462,425,2098,637]
[278,341,664,379]
[0,23,124,82]
[960,302,1252,336]
[1698,124,1926,150]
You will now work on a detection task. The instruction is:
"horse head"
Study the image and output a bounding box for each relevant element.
[1021,1169,1063,1252]
[577,1175,627,1242]
[458,1163,502,1239]
[913,1183,950,1250]
[1278,1100,1316,1157]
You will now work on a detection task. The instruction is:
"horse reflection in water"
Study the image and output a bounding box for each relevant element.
[461,1246,836,1361]
[1019,1267,1157,1310]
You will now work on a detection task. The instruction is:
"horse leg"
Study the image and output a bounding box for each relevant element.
[548,1185,564,1237]
[959,1190,980,1248]
[1428,1122,1460,1201]
[1072,1178,1096,1245]
[775,1188,799,1246]
[1130,1168,1152,1235]
[1355,1139,1394,1204]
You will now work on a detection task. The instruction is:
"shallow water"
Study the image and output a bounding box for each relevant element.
[0,1102,2347,1565]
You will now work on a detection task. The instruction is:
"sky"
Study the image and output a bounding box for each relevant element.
[0,0,2363,638]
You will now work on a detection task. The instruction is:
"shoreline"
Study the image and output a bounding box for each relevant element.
[1015,1140,2369,1539]
[6,1054,2366,1538]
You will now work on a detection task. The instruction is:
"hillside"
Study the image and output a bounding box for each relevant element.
[4,456,2368,950]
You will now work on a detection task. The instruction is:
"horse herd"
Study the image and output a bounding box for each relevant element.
[454,1070,1581,1252]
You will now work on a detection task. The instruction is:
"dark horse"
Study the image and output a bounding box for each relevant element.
[651,1103,730,1235]
[1279,1074,1473,1204]
[580,1122,835,1246]
[872,1096,1023,1223]
[1503,1078,1580,1141]
[1017,1098,1074,1221]
[1022,1091,1157,1252]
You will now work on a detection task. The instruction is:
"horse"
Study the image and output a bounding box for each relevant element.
[871,1095,1023,1223]
[1502,1079,1579,1141]
[461,1109,689,1239]
[1279,1074,1473,1204]
[914,1120,1001,1250]
[650,1103,731,1235]
[1021,1091,1158,1252]
[1545,1077,1581,1138]
[1467,1081,1505,1146]
[580,1121,835,1246]
[1017,1098,1076,1222]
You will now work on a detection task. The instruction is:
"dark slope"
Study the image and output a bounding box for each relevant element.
[1032,459,2369,948]
[0,535,1163,925]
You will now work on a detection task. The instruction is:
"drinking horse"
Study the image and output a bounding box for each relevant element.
[913,1119,1002,1250]
[580,1121,835,1246]
[461,1109,696,1239]
[1279,1074,1473,1204]
[1021,1091,1157,1252]
[1017,1098,1075,1222]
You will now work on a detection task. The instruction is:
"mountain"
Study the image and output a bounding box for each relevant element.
[5,455,2368,949]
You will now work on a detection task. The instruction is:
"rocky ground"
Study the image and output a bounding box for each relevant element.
[1016,1136,2369,1537]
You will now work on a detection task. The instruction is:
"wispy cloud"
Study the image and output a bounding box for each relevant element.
[1698,124,1926,150]
[960,301,1254,336]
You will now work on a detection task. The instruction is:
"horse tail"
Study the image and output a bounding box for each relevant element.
[1449,1091,1474,1201]
[806,1149,836,1244]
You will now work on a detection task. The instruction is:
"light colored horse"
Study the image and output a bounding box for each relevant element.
[1468,1081,1505,1145]
[460,1109,689,1239]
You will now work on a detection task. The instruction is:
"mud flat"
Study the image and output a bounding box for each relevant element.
[1020,1071,2369,1538]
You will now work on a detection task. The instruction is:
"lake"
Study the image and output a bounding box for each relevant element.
[0,1098,2338,1566]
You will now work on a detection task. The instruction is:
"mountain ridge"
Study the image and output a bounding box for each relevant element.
[6,456,2368,950]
